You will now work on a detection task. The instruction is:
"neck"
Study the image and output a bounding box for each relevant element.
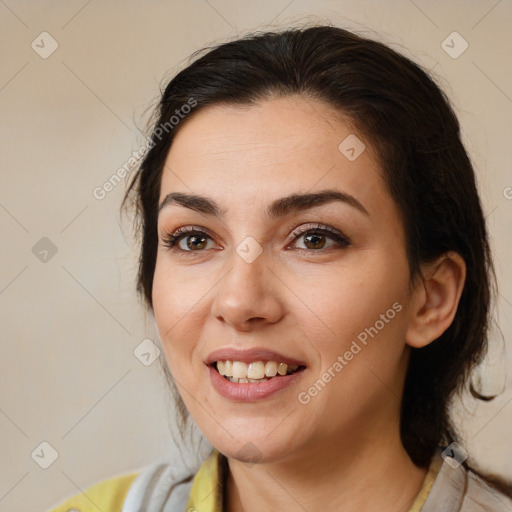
[225,430,428,512]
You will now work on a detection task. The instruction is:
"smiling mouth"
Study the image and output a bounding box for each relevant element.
[211,360,306,383]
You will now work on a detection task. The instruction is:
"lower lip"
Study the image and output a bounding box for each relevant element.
[208,365,306,402]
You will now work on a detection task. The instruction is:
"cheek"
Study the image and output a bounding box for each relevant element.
[152,265,179,341]
[152,259,207,370]
[298,276,410,418]
[152,253,210,323]
[302,257,410,365]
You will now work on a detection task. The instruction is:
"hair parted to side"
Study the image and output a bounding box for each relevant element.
[123,24,511,495]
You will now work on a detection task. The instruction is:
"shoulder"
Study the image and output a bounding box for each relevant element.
[47,472,139,512]
[121,460,197,510]
[462,469,512,511]
[47,459,199,512]
[422,448,512,512]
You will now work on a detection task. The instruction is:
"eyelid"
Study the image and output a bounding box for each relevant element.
[287,222,345,241]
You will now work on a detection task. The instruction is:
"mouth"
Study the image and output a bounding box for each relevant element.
[210,360,307,383]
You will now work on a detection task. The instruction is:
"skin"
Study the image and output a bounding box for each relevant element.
[152,95,466,512]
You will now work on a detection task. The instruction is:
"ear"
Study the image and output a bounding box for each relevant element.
[405,251,466,349]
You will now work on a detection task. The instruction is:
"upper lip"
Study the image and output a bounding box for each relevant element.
[205,347,307,367]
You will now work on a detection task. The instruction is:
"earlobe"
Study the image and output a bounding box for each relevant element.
[405,252,466,349]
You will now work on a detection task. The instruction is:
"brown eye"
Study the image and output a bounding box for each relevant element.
[184,234,209,251]
[161,227,215,252]
[303,233,327,249]
[290,225,351,253]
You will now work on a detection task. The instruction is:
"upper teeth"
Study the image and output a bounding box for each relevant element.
[216,360,299,380]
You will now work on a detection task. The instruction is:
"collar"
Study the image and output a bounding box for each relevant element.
[186,448,227,511]
[421,447,466,512]
[185,447,445,512]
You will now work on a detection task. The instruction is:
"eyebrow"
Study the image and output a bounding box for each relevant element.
[158,189,369,219]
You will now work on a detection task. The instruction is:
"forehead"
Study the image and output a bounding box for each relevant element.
[159,95,387,218]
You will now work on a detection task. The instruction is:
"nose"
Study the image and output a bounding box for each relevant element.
[211,245,284,331]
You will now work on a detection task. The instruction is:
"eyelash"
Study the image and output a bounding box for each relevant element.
[160,223,351,255]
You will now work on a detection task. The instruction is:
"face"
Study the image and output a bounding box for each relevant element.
[153,95,416,464]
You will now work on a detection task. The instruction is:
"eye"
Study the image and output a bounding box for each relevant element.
[160,223,351,254]
[161,226,215,252]
[288,223,351,253]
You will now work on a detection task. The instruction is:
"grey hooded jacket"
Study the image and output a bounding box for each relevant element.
[121,447,512,511]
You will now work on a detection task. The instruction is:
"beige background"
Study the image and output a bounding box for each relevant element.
[1,1,511,511]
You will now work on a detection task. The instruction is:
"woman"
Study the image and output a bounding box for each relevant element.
[50,24,512,511]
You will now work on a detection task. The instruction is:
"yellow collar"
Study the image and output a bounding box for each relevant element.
[186,448,227,511]
[408,451,443,512]
[186,448,441,512]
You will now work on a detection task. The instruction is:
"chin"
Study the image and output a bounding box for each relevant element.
[202,423,301,465]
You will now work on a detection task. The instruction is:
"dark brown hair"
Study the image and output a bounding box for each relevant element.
[123,24,511,495]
